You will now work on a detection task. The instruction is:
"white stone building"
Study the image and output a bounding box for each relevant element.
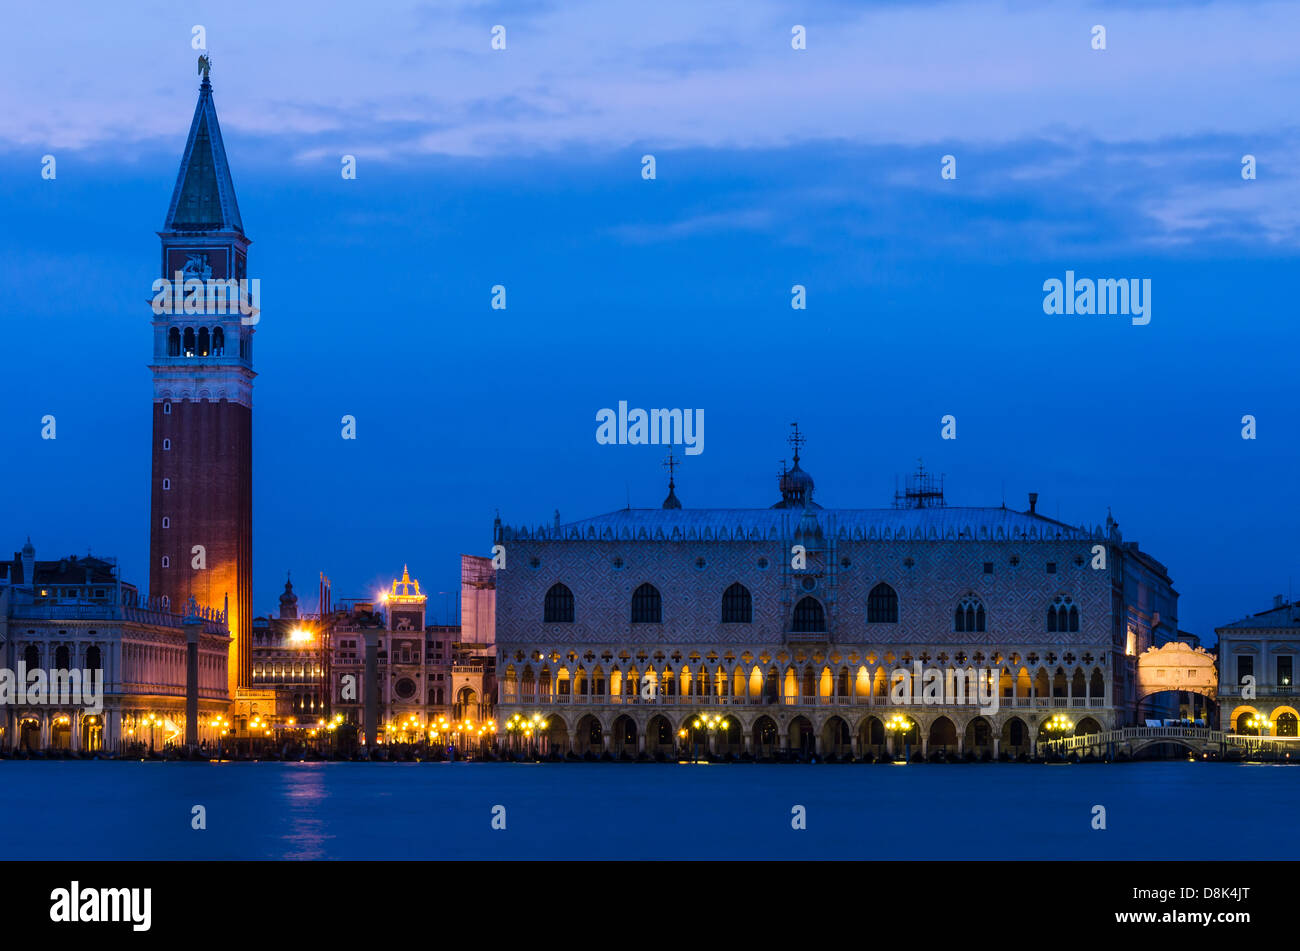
[1215,596,1300,736]
[0,540,230,751]
[494,443,1179,759]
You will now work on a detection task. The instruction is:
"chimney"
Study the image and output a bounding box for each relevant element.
[1275,594,1285,609]
[1028,492,1038,515]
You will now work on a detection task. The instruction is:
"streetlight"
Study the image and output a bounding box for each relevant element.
[1247,715,1273,736]
[885,714,914,763]
[1044,714,1074,755]
[689,713,728,762]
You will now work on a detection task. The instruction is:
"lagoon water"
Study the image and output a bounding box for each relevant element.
[2,761,1293,860]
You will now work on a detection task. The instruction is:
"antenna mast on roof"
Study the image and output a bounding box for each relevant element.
[893,458,946,509]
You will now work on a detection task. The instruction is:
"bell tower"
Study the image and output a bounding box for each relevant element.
[148,60,254,696]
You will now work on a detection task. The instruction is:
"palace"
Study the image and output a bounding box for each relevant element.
[494,432,1180,759]
[0,540,230,751]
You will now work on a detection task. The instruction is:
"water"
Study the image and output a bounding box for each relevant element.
[2,760,1293,860]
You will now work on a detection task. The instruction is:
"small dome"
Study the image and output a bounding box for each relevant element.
[773,460,820,509]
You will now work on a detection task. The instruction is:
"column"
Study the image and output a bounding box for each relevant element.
[993,737,1000,758]
[184,617,201,748]
[363,629,380,746]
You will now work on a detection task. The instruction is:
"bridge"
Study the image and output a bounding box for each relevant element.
[1040,726,1300,759]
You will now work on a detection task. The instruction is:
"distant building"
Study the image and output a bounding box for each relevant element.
[249,575,326,727]
[1215,596,1300,735]
[0,540,229,750]
[329,564,495,744]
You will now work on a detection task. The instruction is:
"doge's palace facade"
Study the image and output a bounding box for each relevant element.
[494,446,1177,759]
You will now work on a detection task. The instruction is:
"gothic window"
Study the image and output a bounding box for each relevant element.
[163,401,171,415]
[1047,596,1079,633]
[955,595,986,633]
[544,583,574,623]
[167,327,181,356]
[183,327,196,356]
[792,597,826,633]
[631,583,662,624]
[867,583,899,623]
[212,327,224,355]
[198,327,210,356]
[721,583,752,623]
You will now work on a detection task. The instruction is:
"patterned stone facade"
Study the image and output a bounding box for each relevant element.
[494,473,1179,758]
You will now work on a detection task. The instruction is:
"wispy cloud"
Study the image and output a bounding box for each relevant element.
[2,0,1297,157]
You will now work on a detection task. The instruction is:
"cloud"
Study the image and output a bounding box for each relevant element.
[1,0,1297,157]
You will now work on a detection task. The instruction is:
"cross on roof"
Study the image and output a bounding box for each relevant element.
[662,450,679,487]
[789,422,805,462]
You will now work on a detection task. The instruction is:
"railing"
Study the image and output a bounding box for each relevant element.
[500,693,1107,709]
[1042,726,1228,753]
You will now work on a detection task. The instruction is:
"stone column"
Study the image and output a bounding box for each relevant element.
[363,628,380,746]
[184,615,202,748]
[993,737,1000,758]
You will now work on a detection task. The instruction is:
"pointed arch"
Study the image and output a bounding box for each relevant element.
[867,582,899,623]
[721,582,752,623]
[543,583,574,623]
[631,583,661,623]
[792,596,826,633]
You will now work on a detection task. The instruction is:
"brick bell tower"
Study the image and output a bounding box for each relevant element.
[149,60,254,696]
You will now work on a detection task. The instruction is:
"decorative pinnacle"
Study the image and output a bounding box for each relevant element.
[662,449,679,488]
[788,422,805,463]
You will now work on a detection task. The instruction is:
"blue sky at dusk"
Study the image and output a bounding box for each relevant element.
[1,0,1298,636]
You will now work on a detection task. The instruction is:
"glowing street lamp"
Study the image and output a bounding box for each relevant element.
[885,714,914,763]
[687,712,728,762]
[1246,715,1273,737]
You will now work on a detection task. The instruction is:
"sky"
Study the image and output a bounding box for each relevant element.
[1,0,1298,637]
